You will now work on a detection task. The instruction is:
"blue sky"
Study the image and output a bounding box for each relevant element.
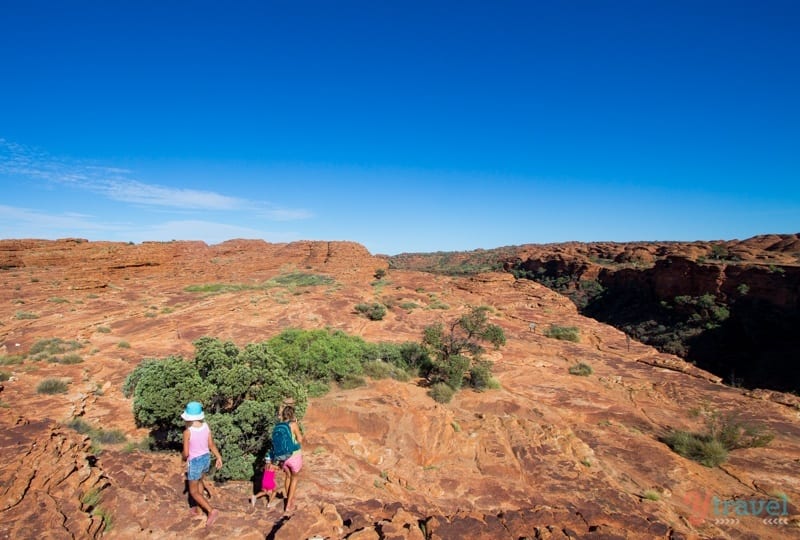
[1,1,798,255]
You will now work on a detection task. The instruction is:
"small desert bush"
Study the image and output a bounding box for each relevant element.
[544,325,580,342]
[66,417,94,434]
[50,353,84,364]
[428,382,456,404]
[662,413,773,467]
[355,302,387,321]
[363,360,411,382]
[0,354,24,365]
[643,490,661,501]
[15,311,39,320]
[0,370,11,381]
[400,302,419,311]
[67,417,127,445]
[662,430,728,467]
[37,378,69,394]
[117,341,131,349]
[96,326,112,333]
[81,488,102,509]
[30,338,83,358]
[569,362,593,376]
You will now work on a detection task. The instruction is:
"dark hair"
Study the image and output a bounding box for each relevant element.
[281,405,296,422]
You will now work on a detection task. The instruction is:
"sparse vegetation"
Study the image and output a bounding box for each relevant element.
[0,370,11,381]
[643,490,661,501]
[117,341,131,349]
[737,283,750,296]
[37,378,69,394]
[543,325,580,342]
[97,326,112,333]
[0,354,24,365]
[184,272,336,296]
[29,338,84,361]
[428,382,456,403]
[569,362,593,376]
[355,302,387,321]
[15,311,39,320]
[662,409,773,467]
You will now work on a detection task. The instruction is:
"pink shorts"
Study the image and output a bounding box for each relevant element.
[282,452,303,473]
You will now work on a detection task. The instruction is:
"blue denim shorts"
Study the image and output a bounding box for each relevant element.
[187,453,211,481]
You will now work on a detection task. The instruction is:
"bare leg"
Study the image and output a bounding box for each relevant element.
[188,479,213,515]
[199,476,216,500]
[284,470,299,512]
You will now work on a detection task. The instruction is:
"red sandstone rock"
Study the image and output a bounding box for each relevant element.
[0,239,798,539]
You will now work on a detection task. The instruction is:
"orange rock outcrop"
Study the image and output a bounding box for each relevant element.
[0,239,798,539]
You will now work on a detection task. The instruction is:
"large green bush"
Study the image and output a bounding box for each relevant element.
[124,330,424,480]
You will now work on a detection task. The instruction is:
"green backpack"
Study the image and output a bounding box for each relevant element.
[270,422,300,461]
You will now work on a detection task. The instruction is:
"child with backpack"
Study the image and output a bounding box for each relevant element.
[250,456,278,508]
[270,405,303,513]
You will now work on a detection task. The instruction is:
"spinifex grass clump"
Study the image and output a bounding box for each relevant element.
[543,325,580,342]
[662,409,774,467]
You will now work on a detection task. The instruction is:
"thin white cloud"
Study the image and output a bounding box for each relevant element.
[0,138,312,218]
[102,179,243,210]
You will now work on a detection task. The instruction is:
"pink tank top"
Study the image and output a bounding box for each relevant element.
[187,422,210,460]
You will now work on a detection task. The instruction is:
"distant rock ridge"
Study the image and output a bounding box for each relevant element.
[389,234,800,393]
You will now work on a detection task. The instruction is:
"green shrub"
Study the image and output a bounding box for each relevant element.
[0,370,11,382]
[400,302,419,311]
[37,378,69,394]
[663,430,728,467]
[355,302,387,321]
[97,326,112,333]
[569,362,593,376]
[66,417,94,434]
[737,283,750,295]
[428,382,456,404]
[468,359,494,390]
[125,329,438,480]
[0,354,24,365]
[81,488,102,509]
[643,490,661,501]
[374,268,387,279]
[543,325,580,342]
[52,353,84,364]
[48,297,69,303]
[662,412,773,467]
[422,307,505,397]
[30,338,84,357]
[118,341,131,349]
[15,311,39,320]
[306,381,330,397]
[362,360,393,379]
[362,359,411,382]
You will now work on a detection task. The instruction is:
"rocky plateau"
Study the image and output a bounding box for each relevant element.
[1,238,799,540]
